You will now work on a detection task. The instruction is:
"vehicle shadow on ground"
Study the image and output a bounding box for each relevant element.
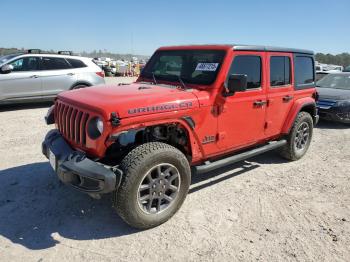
[0,152,281,250]
[0,162,139,250]
[0,102,52,112]
[316,120,349,130]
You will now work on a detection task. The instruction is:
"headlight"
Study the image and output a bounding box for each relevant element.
[87,117,104,139]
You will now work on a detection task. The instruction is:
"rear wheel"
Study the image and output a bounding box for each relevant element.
[113,142,191,229]
[279,111,313,161]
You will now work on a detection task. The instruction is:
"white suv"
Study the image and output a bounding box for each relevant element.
[0,50,105,104]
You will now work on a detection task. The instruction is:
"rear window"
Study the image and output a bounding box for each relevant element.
[41,57,71,70]
[67,58,87,68]
[295,56,315,88]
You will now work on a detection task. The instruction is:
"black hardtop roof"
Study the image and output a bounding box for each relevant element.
[233,45,314,55]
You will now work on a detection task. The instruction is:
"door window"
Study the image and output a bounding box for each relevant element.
[228,55,262,89]
[41,57,71,70]
[270,56,291,87]
[9,57,40,71]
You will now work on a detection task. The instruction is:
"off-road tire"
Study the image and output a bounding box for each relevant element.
[113,142,191,229]
[279,111,313,161]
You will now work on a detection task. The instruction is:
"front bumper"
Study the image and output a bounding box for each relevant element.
[318,109,350,124]
[42,129,122,194]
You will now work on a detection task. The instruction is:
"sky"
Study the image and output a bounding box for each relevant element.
[1,0,349,55]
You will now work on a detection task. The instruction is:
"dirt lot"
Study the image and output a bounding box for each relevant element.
[0,77,349,261]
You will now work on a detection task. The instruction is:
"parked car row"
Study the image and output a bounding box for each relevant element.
[0,50,105,104]
[93,57,147,76]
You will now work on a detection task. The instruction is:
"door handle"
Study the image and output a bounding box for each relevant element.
[254,100,267,107]
[30,75,39,78]
[67,72,75,76]
[283,95,293,102]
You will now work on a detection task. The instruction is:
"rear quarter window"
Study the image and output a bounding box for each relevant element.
[67,58,87,68]
[294,55,315,89]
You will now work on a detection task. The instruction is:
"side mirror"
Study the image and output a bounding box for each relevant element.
[1,64,14,74]
[225,74,247,96]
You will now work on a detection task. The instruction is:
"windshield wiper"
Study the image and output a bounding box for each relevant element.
[152,72,158,85]
[177,75,187,90]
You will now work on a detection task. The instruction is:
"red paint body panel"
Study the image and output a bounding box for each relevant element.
[54,45,317,164]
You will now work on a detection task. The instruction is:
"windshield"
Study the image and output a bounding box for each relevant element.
[0,54,22,65]
[141,50,226,86]
[317,74,350,90]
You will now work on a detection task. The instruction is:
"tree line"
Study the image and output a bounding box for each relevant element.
[0,48,148,61]
[315,53,350,67]
[1,47,349,67]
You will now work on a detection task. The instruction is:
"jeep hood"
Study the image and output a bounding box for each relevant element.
[58,83,200,119]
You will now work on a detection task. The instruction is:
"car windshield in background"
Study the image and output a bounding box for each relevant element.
[141,50,226,85]
[317,74,350,90]
[0,54,22,65]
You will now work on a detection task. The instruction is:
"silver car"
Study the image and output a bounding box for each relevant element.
[0,51,105,104]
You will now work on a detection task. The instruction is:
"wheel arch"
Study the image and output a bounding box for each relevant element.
[281,98,317,134]
[69,81,92,90]
[106,118,204,163]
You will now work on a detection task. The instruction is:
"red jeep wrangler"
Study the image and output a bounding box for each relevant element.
[42,45,318,228]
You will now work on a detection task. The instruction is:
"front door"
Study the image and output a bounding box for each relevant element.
[265,53,294,137]
[218,52,267,150]
[0,56,42,102]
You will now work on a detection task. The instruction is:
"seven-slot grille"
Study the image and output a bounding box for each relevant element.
[55,101,90,146]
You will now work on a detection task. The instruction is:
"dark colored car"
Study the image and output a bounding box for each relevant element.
[344,65,350,72]
[316,73,350,124]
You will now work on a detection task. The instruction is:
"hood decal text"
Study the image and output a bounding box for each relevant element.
[128,101,193,115]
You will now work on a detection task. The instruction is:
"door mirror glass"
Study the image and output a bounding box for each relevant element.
[1,64,14,74]
[225,74,247,96]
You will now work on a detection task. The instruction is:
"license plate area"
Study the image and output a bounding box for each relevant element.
[49,149,56,171]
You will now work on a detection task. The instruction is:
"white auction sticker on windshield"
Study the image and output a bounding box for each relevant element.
[195,63,219,71]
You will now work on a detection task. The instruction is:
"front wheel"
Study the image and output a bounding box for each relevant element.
[279,111,313,161]
[113,142,191,229]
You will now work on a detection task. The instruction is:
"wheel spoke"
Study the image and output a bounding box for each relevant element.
[169,184,178,192]
[156,166,162,177]
[156,198,161,212]
[163,195,173,202]
[139,184,150,191]
[168,173,179,183]
[140,194,150,202]
[147,196,154,212]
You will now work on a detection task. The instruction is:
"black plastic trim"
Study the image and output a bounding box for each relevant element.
[233,45,314,55]
[182,116,196,129]
[42,129,121,194]
[195,140,287,174]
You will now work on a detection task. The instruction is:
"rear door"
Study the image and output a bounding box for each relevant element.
[0,56,42,102]
[40,56,77,97]
[265,53,294,137]
[217,52,267,150]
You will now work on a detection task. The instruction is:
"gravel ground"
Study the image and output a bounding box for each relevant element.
[0,77,349,261]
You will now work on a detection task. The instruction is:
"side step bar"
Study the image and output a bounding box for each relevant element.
[194,140,287,174]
